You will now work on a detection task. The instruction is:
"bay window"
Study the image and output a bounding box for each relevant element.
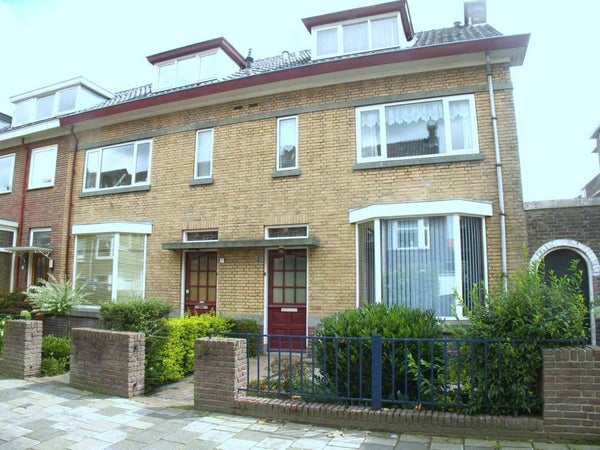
[356,95,478,162]
[73,222,151,306]
[352,201,490,318]
[84,140,151,191]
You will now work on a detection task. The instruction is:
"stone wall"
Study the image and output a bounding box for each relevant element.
[70,328,145,398]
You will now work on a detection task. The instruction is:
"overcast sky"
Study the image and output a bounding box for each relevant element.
[1,0,598,202]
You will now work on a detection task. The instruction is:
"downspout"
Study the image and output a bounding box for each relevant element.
[486,52,508,291]
[16,138,32,289]
[64,126,78,280]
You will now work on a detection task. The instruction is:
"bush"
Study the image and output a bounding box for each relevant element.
[26,275,87,316]
[315,304,444,405]
[145,314,234,391]
[41,335,70,376]
[100,299,171,332]
[232,318,260,357]
[0,292,29,315]
[456,260,587,415]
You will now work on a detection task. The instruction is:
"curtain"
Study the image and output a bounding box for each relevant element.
[385,101,443,125]
[371,17,399,49]
[317,28,338,56]
[358,222,375,305]
[343,22,368,53]
[460,216,484,311]
[360,110,381,157]
[382,216,455,316]
[278,118,297,169]
[116,234,145,300]
[196,130,213,178]
[449,99,472,149]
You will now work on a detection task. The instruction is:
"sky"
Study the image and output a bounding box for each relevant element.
[0,0,599,202]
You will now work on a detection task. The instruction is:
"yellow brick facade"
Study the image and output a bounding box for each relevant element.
[68,64,526,328]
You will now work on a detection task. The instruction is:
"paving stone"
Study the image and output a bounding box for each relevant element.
[255,436,295,449]
[0,436,40,449]
[217,437,260,449]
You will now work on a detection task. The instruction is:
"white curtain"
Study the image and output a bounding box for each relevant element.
[385,101,443,125]
[449,99,472,149]
[317,28,338,56]
[343,22,368,53]
[371,17,399,49]
[360,110,381,157]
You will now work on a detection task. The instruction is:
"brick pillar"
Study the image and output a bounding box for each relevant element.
[70,328,145,397]
[543,346,600,442]
[0,320,42,378]
[194,337,247,413]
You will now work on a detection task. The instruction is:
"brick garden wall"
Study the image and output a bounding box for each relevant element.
[0,320,42,378]
[70,327,145,397]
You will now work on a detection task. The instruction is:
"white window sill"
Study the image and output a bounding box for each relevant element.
[272,169,301,178]
[353,153,483,170]
[189,177,214,186]
[79,184,151,198]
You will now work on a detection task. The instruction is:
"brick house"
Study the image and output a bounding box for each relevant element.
[0,1,529,339]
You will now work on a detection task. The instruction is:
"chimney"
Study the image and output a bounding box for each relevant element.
[464,0,486,26]
[245,49,254,69]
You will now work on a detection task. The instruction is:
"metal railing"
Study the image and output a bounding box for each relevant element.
[217,333,586,413]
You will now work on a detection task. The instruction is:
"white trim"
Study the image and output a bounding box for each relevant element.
[0,153,16,193]
[72,222,153,235]
[530,239,600,277]
[0,219,18,228]
[10,77,112,103]
[0,119,62,143]
[276,116,299,171]
[194,129,214,180]
[265,224,309,239]
[349,199,493,223]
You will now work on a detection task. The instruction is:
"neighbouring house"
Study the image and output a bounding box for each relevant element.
[0,78,113,294]
[0,0,530,343]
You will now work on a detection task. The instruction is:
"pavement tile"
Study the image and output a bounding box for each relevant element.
[161,430,203,444]
[0,436,40,449]
[66,437,112,450]
[23,427,66,442]
[532,444,569,450]
[393,441,430,450]
[255,437,295,449]
[398,434,431,444]
[0,426,31,439]
[182,421,215,433]
[292,437,329,449]
[464,438,498,449]
[216,437,260,449]
[30,436,78,450]
[196,429,237,444]
[328,434,365,448]
[102,440,145,450]
[126,429,168,444]
[93,428,129,444]
[498,441,533,449]
[136,440,182,450]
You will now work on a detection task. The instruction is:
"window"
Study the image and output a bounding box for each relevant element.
[28,145,57,189]
[0,154,15,193]
[266,226,308,239]
[0,227,16,292]
[184,230,218,242]
[74,233,146,305]
[30,228,51,248]
[12,86,82,125]
[356,95,478,163]
[356,214,486,318]
[84,140,151,191]
[157,52,218,90]
[315,15,400,58]
[277,117,298,171]
[194,130,213,179]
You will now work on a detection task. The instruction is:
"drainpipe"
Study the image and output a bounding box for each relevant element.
[16,138,32,289]
[486,52,508,291]
[64,126,78,280]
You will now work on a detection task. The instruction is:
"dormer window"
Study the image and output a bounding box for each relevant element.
[303,1,414,60]
[10,78,112,127]
[316,16,400,58]
[147,37,246,92]
[156,52,218,90]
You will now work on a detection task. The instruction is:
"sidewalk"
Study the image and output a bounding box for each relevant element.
[1,375,598,450]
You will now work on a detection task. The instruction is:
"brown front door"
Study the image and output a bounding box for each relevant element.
[31,253,49,285]
[185,252,217,315]
[267,249,307,350]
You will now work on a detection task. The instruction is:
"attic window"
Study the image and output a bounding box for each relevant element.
[315,15,401,59]
[156,52,218,90]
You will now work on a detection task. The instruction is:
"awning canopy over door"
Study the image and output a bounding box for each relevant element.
[162,237,319,251]
[4,246,53,259]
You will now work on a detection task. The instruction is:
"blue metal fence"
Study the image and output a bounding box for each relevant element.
[216,333,585,413]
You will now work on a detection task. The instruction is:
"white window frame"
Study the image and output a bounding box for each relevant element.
[183,230,219,242]
[83,139,152,192]
[276,116,298,171]
[355,94,479,163]
[265,225,309,240]
[393,218,429,250]
[0,153,16,194]
[313,13,401,59]
[12,86,82,126]
[0,222,17,293]
[156,50,218,91]
[95,235,114,259]
[28,145,57,190]
[194,129,214,180]
[30,227,51,247]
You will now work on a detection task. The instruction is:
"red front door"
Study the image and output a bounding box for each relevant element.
[185,252,217,315]
[267,249,307,350]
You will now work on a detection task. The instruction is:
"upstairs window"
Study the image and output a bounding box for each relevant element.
[0,154,15,193]
[356,94,478,163]
[13,86,80,125]
[316,15,400,58]
[28,145,57,190]
[195,129,213,180]
[157,52,217,90]
[84,140,152,192]
[277,117,298,171]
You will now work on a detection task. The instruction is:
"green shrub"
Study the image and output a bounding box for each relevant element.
[41,335,70,376]
[456,260,587,415]
[145,314,234,391]
[232,318,260,357]
[315,304,444,405]
[0,292,29,315]
[26,275,87,316]
[99,299,171,332]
